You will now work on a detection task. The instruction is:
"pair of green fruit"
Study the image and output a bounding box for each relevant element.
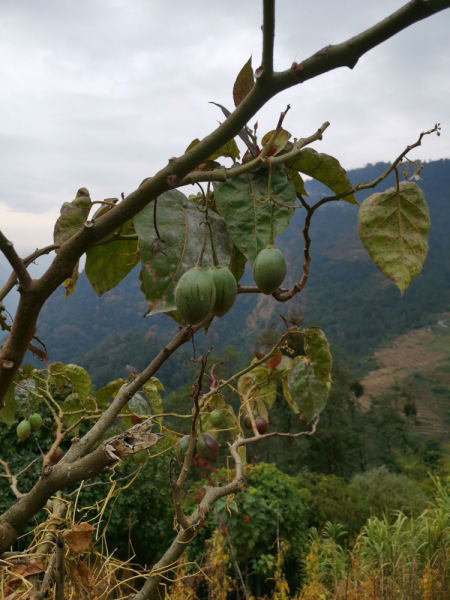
[174,245,286,326]
[176,432,219,464]
[16,413,43,441]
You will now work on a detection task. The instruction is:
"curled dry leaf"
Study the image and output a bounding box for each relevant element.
[63,522,96,554]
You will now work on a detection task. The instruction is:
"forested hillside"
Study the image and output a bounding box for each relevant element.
[2,159,449,390]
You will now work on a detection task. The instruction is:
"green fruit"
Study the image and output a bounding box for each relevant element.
[196,433,219,463]
[17,420,31,441]
[252,245,287,295]
[29,413,43,431]
[243,414,252,430]
[209,409,223,428]
[207,266,238,318]
[175,267,216,325]
[176,435,190,463]
[133,450,148,465]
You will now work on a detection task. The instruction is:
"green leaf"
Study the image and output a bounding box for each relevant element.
[61,393,84,437]
[287,169,308,197]
[95,379,125,407]
[287,357,329,419]
[223,404,239,439]
[304,327,332,383]
[261,129,291,157]
[287,148,357,205]
[185,138,240,162]
[358,182,430,295]
[214,165,297,263]
[142,383,164,424]
[149,377,165,392]
[65,365,92,404]
[0,385,17,426]
[63,261,79,299]
[53,188,92,246]
[85,219,140,296]
[48,362,69,395]
[233,57,255,107]
[228,243,247,283]
[135,189,233,315]
[282,378,297,413]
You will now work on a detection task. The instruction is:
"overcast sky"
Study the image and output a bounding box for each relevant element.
[0,0,449,254]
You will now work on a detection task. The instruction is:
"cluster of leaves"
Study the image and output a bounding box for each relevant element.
[0,359,164,435]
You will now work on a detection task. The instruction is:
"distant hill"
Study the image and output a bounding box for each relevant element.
[1,159,449,391]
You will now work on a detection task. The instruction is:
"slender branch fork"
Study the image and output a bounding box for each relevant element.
[1,1,449,597]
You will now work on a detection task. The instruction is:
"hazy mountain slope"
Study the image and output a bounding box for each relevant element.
[2,159,449,391]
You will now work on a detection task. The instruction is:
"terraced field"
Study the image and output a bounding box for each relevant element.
[360,316,450,440]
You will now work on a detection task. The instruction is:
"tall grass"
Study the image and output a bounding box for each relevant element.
[300,478,450,599]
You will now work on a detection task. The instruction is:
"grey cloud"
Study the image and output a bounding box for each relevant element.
[0,1,449,247]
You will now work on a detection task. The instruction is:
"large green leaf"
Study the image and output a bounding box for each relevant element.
[233,57,255,107]
[53,188,92,246]
[134,189,233,315]
[214,165,297,263]
[95,379,125,407]
[65,365,92,403]
[85,219,139,296]
[61,393,84,437]
[304,327,332,383]
[0,385,17,426]
[358,182,430,295]
[228,243,247,283]
[143,380,164,424]
[287,148,357,205]
[287,357,329,419]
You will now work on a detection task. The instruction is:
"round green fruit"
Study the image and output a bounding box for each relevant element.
[133,450,148,465]
[175,267,216,325]
[252,245,287,295]
[196,433,219,463]
[17,420,31,442]
[243,414,252,431]
[50,447,64,464]
[207,266,237,318]
[209,409,223,428]
[176,435,190,463]
[29,413,43,431]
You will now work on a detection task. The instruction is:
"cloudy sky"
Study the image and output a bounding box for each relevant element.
[0,0,449,254]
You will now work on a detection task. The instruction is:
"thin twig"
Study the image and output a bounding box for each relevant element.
[260,0,275,77]
[0,231,32,288]
[54,536,65,600]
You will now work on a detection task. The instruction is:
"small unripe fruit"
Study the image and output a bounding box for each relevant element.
[133,450,148,465]
[17,420,31,441]
[175,267,216,325]
[255,417,268,435]
[243,414,252,430]
[209,409,223,428]
[176,435,190,463]
[29,413,43,431]
[50,447,64,464]
[196,433,219,463]
[207,266,237,317]
[252,245,287,295]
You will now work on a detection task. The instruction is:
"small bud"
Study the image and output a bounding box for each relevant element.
[167,174,179,187]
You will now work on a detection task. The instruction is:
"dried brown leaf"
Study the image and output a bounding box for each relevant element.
[63,522,96,554]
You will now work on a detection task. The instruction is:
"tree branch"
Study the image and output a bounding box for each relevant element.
[274,0,450,91]
[260,0,275,77]
[0,232,32,289]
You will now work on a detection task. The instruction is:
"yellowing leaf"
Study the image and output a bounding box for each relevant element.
[358,182,430,294]
[261,129,291,156]
[233,57,255,107]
